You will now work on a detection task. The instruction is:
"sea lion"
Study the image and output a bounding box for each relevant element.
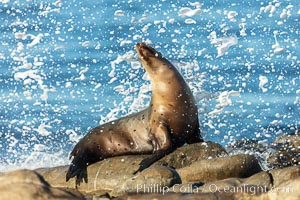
[66,42,203,183]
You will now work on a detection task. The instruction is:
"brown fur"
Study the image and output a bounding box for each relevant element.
[66,42,202,183]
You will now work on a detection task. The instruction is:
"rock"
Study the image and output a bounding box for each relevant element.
[115,192,223,200]
[36,165,75,188]
[155,142,227,169]
[242,171,272,188]
[269,165,300,187]
[261,177,300,200]
[268,132,300,168]
[177,154,262,183]
[199,171,272,194]
[0,169,84,200]
[226,139,268,154]
[36,142,225,195]
[116,177,300,199]
[273,130,300,147]
[225,139,270,171]
[111,166,181,197]
[37,155,148,195]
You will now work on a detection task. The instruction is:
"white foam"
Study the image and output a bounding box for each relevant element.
[272,31,285,54]
[35,123,52,136]
[114,85,126,93]
[82,41,90,47]
[262,4,276,17]
[75,73,85,81]
[39,7,60,16]
[185,18,197,24]
[15,32,27,40]
[259,76,268,93]
[65,82,72,88]
[207,90,240,118]
[53,0,62,7]
[239,19,247,37]
[131,61,141,69]
[179,7,202,18]
[218,91,240,107]
[204,120,216,129]
[114,10,125,16]
[66,130,81,142]
[209,32,238,58]
[142,23,152,33]
[34,144,47,151]
[120,40,132,47]
[0,0,10,3]
[227,11,238,22]
[14,70,44,86]
[27,34,43,47]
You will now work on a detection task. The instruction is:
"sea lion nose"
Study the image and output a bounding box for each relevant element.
[136,42,145,48]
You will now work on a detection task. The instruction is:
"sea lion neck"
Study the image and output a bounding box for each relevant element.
[135,43,190,102]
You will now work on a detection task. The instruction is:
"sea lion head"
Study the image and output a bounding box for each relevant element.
[136,42,172,76]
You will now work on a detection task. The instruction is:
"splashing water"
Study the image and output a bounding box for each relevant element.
[0,0,299,171]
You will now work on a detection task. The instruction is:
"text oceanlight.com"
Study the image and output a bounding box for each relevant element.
[136,183,294,195]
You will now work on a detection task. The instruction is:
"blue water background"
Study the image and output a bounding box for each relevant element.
[0,0,299,170]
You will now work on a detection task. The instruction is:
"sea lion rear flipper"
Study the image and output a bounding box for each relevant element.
[66,151,88,184]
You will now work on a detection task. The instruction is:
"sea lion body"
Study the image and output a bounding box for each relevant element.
[66,43,202,182]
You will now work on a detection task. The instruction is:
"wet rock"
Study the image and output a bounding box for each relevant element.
[268,131,300,168]
[155,141,227,169]
[0,169,84,200]
[273,130,300,146]
[225,139,268,154]
[36,165,74,188]
[269,165,300,187]
[116,176,300,199]
[199,171,272,194]
[177,154,262,183]
[87,194,110,200]
[37,155,148,195]
[115,192,223,200]
[111,166,181,197]
[37,142,224,195]
[260,177,300,200]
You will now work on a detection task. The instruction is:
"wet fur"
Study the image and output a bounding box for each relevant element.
[66,43,203,183]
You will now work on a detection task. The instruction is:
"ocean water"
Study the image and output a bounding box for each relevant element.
[0,0,299,171]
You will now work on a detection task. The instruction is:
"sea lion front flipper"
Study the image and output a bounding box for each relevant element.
[134,123,173,174]
[186,124,203,144]
[133,147,174,174]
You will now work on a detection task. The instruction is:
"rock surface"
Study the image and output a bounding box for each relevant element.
[111,165,181,197]
[268,131,300,168]
[0,169,84,200]
[269,165,300,187]
[155,141,227,169]
[116,167,300,200]
[177,154,262,183]
[37,142,225,195]
[197,171,272,193]
[1,140,299,200]
[37,155,148,195]
[225,131,300,171]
